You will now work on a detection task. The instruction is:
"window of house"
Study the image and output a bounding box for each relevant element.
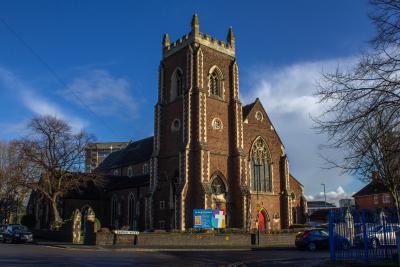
[383,194,391,204]
[159,220,165,229]
[250,137,272,192]
[373,194,379,205]
[160,200,166,210]
[113,169,119,176]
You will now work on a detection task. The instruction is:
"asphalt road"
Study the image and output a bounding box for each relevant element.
[0,243,331,267]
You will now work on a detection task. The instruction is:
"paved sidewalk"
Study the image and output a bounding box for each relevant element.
[34,239,295,251]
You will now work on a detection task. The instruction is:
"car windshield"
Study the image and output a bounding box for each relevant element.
[320,230,329,237]
[12,225,28,231]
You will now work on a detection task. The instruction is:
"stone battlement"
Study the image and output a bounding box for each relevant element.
[162,14,235,58]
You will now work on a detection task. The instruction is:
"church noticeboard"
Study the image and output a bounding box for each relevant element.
[193,209,226,229]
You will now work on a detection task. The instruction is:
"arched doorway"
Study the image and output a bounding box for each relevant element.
[258,209,270,233]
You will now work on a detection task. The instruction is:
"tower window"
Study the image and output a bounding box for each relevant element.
[210,70,221,97]
[170,68,184,102]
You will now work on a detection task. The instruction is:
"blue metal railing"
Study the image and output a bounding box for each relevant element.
[329,208,399,264]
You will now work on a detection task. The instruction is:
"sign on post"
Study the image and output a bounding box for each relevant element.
[193,209,226,229]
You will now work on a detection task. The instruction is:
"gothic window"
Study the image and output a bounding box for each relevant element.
[127,167,133,177]
[111,195,118,229]
[255,111,263,121]
[128,193,135,230]
[176,71,183,97]
[170,68,184,102]
[211,176,226,195]
[250,137,272,192]
[143,163,149,174]
[210,70,221,97]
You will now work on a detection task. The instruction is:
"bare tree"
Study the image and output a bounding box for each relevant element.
[17,115,101,229]
[315,0,400,213]
[0,141,27,224]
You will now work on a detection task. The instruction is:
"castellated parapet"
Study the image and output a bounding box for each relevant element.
[162,14,235,58]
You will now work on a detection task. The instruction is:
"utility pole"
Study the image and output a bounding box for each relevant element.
[321,183,327,208]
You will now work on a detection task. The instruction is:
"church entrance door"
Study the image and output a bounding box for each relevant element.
[258,211,266,233]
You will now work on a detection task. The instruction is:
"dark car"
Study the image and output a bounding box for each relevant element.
[295,228,350,251]
[0,225,5,241]
[2,224,33,243]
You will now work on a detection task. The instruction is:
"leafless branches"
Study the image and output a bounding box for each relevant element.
[17,115,101,228]
[315,0,400,213]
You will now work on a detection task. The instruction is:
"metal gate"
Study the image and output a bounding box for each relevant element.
[329,208,399,264]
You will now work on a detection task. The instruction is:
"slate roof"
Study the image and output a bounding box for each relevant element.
[290,174,304,187]
[96,136,153,172]
[106,174,149,191]
[65,174,150,200]
[353,181,389,197]
[242,101,257,120]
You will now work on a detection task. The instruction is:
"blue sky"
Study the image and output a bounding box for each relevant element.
[0,0,374,201]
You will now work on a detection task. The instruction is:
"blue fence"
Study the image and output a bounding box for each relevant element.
[329,208,400,264]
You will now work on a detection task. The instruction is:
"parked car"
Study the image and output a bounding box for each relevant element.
[354,224,400,248]
[295,228,351,251]
[0,225,5,241]
[2,224,33,244]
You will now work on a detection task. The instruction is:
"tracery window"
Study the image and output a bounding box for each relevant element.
[211,176,226,195]
[250,137,272,192]
[210,69,222,97]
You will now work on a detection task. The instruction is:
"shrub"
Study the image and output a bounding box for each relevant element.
[288,224,310,229]
[20,214,36,229]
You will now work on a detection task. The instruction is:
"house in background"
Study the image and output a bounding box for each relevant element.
[339,198,355,208]
[353,181,394,209]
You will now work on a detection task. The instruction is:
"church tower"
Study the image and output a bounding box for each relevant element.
[149,14,246,231]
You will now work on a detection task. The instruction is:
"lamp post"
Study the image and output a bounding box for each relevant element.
[321,183,327,208]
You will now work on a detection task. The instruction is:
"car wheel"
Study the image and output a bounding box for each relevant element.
[342,241,350,250]
[308,242,317,251]
[371,238,379,249]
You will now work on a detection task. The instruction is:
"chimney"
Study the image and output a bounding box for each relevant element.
[372,171,380,182]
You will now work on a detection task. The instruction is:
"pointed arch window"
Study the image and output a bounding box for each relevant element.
[128,193,136,230]
[210,70,222,97]
[250,137,272,192]
[170,68,184,101]
[211,175,226,195]
[111,195,118,229]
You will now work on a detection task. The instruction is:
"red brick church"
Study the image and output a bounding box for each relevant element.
[28,15,307,232]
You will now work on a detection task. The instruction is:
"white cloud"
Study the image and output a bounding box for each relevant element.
[242,57,362,198]
[305,186,356,204]
[0,67,87,133]
[62,69,137,118]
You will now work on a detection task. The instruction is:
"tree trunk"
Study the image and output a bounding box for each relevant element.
[50,197,62,230]
[389,189,400,223]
